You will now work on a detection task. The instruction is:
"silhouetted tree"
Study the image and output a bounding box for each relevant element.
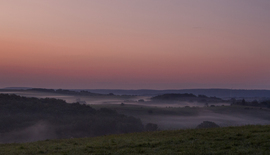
[242,99,246,105]
[196,121,219,129]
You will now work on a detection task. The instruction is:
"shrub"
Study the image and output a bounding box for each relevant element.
[196,121,220,129]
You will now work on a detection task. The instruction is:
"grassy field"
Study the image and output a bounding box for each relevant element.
[1,125,270,155]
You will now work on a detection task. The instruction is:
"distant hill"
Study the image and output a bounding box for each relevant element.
[1,88,124,97]
[28,88,103,96]
[151,93,227,103]
[3,87,32,90]
[84,89,270,98]
[0,94,144,143]
[2,88,270,99]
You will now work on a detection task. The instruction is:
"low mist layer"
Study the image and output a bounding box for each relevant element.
[1,89,270,143]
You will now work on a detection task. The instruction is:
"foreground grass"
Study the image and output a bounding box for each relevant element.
[1,125,270,155]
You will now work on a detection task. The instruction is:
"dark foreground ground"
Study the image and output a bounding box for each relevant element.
[1,125,270,155]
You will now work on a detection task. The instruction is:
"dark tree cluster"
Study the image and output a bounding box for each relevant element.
[151,93,227,103]
[231,98,270,108]
[196,121,220,129]
[0,94,144,140]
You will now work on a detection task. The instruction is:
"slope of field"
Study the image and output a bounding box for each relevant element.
[1,125,270,155]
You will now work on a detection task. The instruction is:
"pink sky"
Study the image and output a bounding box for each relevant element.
[1,0,270,89]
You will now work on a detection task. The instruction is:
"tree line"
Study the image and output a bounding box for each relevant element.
[0,94,146,141]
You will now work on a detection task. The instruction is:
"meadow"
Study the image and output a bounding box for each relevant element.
[1,125,270,155]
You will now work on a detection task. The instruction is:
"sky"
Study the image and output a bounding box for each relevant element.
[1,0,270,89]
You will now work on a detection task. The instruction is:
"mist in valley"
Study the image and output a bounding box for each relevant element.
[1,89,270,143]
[0,121,56,143]
[139,108,270,130]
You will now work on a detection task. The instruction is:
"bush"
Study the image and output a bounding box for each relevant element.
[196,121,220,129]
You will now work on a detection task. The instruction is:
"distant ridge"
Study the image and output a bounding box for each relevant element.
[82,89,270,98]
[2,88,270,99]
[3,87,32,90]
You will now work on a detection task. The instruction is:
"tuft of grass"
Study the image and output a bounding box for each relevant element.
[1,125,270,155]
